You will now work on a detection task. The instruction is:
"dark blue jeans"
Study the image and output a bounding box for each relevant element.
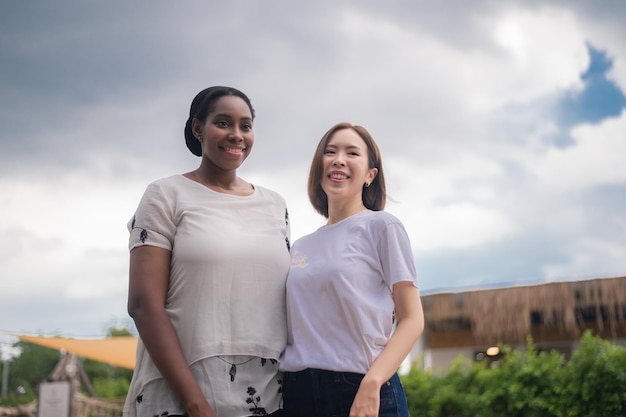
[282,368,409,417]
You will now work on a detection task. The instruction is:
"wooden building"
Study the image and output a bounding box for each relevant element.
[412,275,626,373]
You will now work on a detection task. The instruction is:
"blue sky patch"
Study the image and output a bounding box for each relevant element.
[557,43,626,127]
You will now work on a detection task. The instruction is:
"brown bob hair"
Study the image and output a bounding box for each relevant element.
[307,122,387,218]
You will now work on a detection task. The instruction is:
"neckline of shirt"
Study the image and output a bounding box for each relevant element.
[321,209,372,230]
[177,174,259,199]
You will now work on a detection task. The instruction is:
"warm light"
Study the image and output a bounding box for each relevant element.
[486,346,500,356]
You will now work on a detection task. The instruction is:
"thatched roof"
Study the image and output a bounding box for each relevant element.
[422,276,626,345]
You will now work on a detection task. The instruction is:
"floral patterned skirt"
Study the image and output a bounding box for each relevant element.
[131,355,282,417]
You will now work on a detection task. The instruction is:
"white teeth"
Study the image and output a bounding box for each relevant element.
[224,147,244,153]
[330,173,347,179]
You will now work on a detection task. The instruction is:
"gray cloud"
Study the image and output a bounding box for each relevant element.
[1,0,625,337]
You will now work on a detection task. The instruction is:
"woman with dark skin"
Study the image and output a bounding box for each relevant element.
[124,87,290,417]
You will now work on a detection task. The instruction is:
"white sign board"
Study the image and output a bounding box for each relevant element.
[38,380,72,417]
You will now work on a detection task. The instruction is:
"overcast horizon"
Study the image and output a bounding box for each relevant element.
[1,0,625,350]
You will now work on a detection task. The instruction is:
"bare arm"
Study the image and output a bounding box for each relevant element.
[350,281,424,417]
[128,246,217,417]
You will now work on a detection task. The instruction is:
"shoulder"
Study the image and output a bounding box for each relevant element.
[142,175,192,197]
[252,184,287,206]
[147,174,187,190]
[362,211,412,243]
[132,176,190,216]
[363,210,403,228]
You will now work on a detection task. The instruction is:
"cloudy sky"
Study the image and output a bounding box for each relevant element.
[1,0,625,346]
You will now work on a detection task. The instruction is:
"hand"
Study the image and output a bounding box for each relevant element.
[184,397,218,417]
[349,379,380,417]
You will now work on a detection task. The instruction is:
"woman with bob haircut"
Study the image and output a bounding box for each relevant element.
[124,86,290,417]
[280,122,424,417]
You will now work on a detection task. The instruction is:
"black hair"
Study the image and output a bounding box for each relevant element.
[183,86,255,156]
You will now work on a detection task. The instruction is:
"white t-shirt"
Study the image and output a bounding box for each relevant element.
[280,209,418,374]
[124,175,291,417]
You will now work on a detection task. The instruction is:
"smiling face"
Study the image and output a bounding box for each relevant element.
[321,128,378,206]
[192,95,254,172]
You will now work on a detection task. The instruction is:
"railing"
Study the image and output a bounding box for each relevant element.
[0,403,35,417]
[74,395,124,417]
[0,395,124,417]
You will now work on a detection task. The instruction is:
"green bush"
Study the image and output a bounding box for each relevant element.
[81,357,133,397]
[92,377,131,399]
[401,331,626,417]
[558,332,626,416]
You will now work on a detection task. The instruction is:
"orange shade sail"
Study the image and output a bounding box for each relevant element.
[18,335,138,370]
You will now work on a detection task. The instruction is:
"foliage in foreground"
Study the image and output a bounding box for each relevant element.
[401,331,626,417]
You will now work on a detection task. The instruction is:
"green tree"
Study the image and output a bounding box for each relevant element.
[105,327,133,338]
[3,342,60,406]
